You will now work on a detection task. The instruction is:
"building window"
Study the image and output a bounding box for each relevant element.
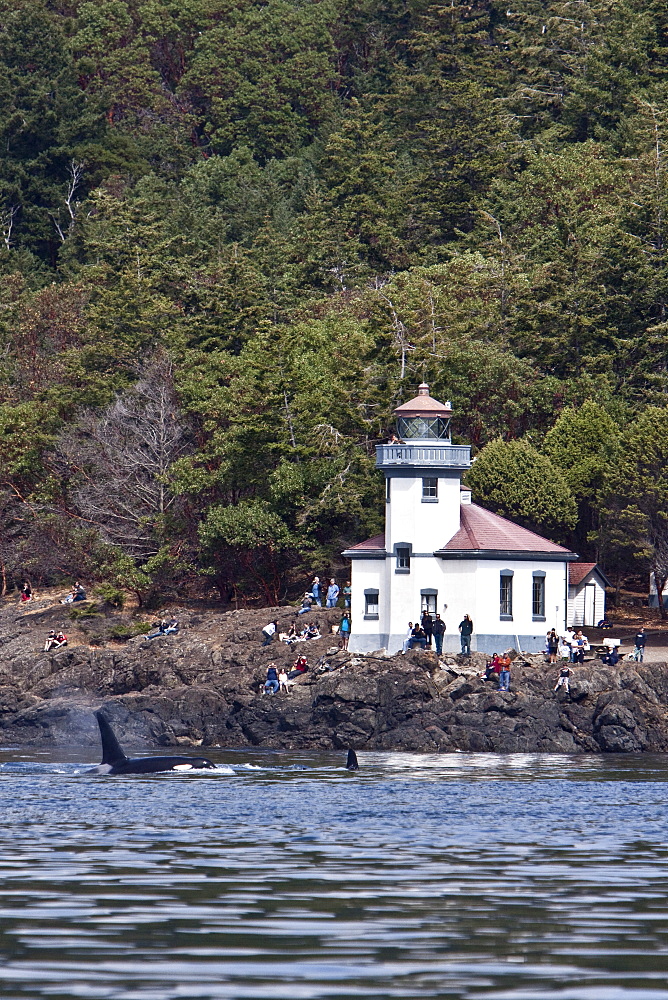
[421,591,437,614]
[422,477,438,502]
[396,546,411,572]
[364,590,379,619]
[386,477,391,503]
[500,572,513,619]
[532,574,546,620]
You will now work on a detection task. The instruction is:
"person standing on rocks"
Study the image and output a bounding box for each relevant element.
[634,628,647,662]
[431,614,445,656]
[343,581,351,608]
[459,614,473,655]
[546,629,559,663]
[339,611,351,649]
[261,620,279,646]
[498,655,511,692]
[326,579,340,608]
[554,665,571,693]
[421,610,433,648]
[311,576,322,607]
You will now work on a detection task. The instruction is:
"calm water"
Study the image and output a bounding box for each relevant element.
[1,747,668,1000]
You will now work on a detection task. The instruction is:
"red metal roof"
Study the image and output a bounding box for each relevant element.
[441,504,572,554]
[568,562,598,586]
[347,533,385,551]
[394,384,452,417]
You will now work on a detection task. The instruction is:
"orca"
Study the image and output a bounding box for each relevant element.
[346,749,359,771]
[90,711,217,774]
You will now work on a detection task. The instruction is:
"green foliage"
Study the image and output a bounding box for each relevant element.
[5,0,668,599]
[68,602,101,619]
[108,621,152,638]
[94,584,126,609]
[598,407,668,611]
[466,438,577,540]
[543,400,621,554]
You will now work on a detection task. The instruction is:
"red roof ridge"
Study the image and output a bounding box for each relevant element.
[568,562,598,586]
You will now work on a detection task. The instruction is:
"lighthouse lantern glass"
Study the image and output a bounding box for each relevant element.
[397,415,451,440]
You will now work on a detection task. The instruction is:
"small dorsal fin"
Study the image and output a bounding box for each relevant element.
[346,749,359,771]
[96,711,128,765]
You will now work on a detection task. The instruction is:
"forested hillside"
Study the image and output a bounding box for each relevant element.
[3,0,668,605]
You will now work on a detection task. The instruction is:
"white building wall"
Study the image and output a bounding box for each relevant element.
[386,474,460,553]
[350,550,569,655]
[348,558,387,651]
[437,557,567,654]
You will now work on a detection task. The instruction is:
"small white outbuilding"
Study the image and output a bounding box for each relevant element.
[343,385,605,655]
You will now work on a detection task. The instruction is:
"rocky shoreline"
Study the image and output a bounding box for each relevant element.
[1,597,667,753]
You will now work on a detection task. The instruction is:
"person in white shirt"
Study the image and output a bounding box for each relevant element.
[402,622,414,654]
[261,620,278,646]
[563,628,575,662]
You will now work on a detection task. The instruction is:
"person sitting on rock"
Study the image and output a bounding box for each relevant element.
[278,668,292,694]
[401,622,414,654]
[554,665,571,692]
[162,616,179,635]
[52,630,67,649]
[20,581,32,603]
[61,581,86,604]
[288,655,309,680]
[408,624,427,650]
[482,654,502,681]
[601,646,619,666]
[44,630,57,651]
[306,622,320,640]
[145,616,178,640]
[263,663,279,695]
[280,623,299,644]
[298,593,313,615]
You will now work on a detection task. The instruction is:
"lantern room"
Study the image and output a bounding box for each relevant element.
[394,383,453,441]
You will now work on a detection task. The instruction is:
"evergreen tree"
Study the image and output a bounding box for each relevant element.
[465,438,577,540]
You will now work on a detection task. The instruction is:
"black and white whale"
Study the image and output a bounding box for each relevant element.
[346,749,359,771]
[90,711,217,774]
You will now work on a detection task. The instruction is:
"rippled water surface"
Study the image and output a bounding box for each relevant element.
[1,747,668,999]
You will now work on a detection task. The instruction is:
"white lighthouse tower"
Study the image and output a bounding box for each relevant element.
[344,384,579,655]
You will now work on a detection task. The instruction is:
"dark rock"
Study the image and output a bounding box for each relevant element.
[2,597,668,753]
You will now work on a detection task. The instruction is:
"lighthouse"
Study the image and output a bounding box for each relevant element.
[343,385,582,655]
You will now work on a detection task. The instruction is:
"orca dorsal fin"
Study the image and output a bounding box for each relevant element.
[346,749,359,771]
[96,711,128,765]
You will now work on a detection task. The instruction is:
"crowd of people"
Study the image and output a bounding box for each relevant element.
[481,653,513,691]
[401,612,448,654]
[298,576,351,612]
